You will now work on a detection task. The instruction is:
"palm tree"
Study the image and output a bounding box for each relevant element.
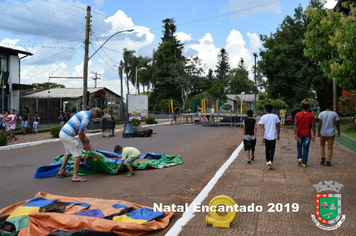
[122,48,136,95]
[136,56,153,94]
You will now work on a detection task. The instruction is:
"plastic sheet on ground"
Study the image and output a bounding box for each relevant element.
[0,192,173,236]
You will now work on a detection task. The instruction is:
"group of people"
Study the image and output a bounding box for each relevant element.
[243,100,340,170]
[57,107,140,182]
[169,105,216,125]
[0,107,42,142]
[58,107,71,126]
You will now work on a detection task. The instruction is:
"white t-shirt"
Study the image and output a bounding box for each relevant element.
[259,113,280,140]
[318,110,339,137]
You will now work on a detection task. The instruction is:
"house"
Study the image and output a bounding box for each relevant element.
[21,87,123,122]
[224,94,258,112]
[0,46,34,112]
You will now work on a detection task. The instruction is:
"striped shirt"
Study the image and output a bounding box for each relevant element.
[61,111,92,137]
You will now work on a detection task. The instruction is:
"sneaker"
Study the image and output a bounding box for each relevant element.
[247,160,251,164]
[251,156,255,161]
[267,162,273,170]
[320,158,326,165]
[126,172,135,177]
[302,164,307,168]
[326,162,331,166]
[297,158,302,165]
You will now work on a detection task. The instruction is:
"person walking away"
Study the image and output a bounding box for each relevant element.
[0,109,5,131]
[259,104,280,170]
[114,145,141,176]
[21,107,32,135]
[58,107,101,182]
[58,109,67,126]
[294,102,316,168]
[170,106,180,125]
[243,110,257,164]
[5,109,18,142]
[280,107,287,125]
[318,100,340,166]
[33,111,40,134]
[313,101,318,116]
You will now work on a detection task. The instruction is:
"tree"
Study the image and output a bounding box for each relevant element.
[304,0,356,90]
[32,82,65,89]
[215,48,230,83]
[135,55,152,94]
[151,18,184,105]
[207,79,227,102]
[259,3,332,108]
[122,48,136,95]
[227,58,254,94]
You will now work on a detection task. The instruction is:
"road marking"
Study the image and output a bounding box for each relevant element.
[166,141,244,235]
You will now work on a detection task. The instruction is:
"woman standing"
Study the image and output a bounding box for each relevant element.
[21,107,32,135]
[6,109,18,142]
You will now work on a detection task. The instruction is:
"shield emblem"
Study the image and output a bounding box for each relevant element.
[316,193,342,225]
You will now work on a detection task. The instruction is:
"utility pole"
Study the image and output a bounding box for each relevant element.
[91,71,101,88]
[83,6,91,110]
[119,61,124,121]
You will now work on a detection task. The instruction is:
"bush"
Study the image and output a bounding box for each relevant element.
[145,116,155,124]
[0,130,7,146]
[221,103,232,111]
[344,124,356,132]
[50,125,62,138]
[130,118,141,126]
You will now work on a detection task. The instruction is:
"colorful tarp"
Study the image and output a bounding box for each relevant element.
[0,192,173,236]
[34,150,183,178]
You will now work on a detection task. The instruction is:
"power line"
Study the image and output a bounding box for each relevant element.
[0,21,83,42]
[31,0,85,19]
[41,0,85,16]
[59,0,87,11]
[0,0,85,25]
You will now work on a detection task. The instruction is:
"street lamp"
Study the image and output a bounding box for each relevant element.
[83,29,134,110]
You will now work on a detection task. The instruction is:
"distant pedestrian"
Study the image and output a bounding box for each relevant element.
[170,106,180,125]
[318,100,340,166]
[280,107,287,125]
[294,102,316,168]
[33,111,40,133]
[21,107,32,135]
[243,110,257,164]
[65,107,71,123]
[58,109,66,126]
[5,109,18,142]
[259,104,280,170]
[313,101,318,115]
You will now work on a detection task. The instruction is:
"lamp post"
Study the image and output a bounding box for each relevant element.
[82,29,134,110]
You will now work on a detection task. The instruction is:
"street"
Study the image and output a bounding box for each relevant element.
[0,123,243,235]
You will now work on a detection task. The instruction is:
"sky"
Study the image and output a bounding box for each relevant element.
[0,0,338,97]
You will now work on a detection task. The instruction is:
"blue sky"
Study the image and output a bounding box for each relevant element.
[0,0,338,96]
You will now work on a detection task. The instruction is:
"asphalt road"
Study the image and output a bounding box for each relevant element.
[0,123,243,235]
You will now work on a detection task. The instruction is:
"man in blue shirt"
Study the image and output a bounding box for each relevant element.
[58,107,101,182]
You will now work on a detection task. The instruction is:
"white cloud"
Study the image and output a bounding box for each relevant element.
[220,0,281,18]
[325,0,338,9]
[95,0,105,8]
[247,32,261,53]
[175,32,192,43]
[225,30,251,68]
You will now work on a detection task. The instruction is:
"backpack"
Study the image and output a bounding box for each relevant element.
[122,121,135,138]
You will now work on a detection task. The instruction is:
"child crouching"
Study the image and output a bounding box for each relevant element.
[114,145,141,176]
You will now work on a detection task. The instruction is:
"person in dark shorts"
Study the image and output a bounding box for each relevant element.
[170,106,180,125]
[243,110,257,164]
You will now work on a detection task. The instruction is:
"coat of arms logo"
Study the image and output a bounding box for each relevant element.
[311,181,346,230]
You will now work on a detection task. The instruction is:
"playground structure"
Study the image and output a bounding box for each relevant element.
[167,99,255,127]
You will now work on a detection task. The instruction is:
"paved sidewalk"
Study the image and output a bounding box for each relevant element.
[178,126,356,236]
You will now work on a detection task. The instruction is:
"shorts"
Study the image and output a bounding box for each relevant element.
[123,156,139,166]
[244,139,256,151]
[59,131,83,157]
[21,120,29,128]
[173,113,177,119]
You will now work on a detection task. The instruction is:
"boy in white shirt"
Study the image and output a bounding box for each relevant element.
[259,104,280,170]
